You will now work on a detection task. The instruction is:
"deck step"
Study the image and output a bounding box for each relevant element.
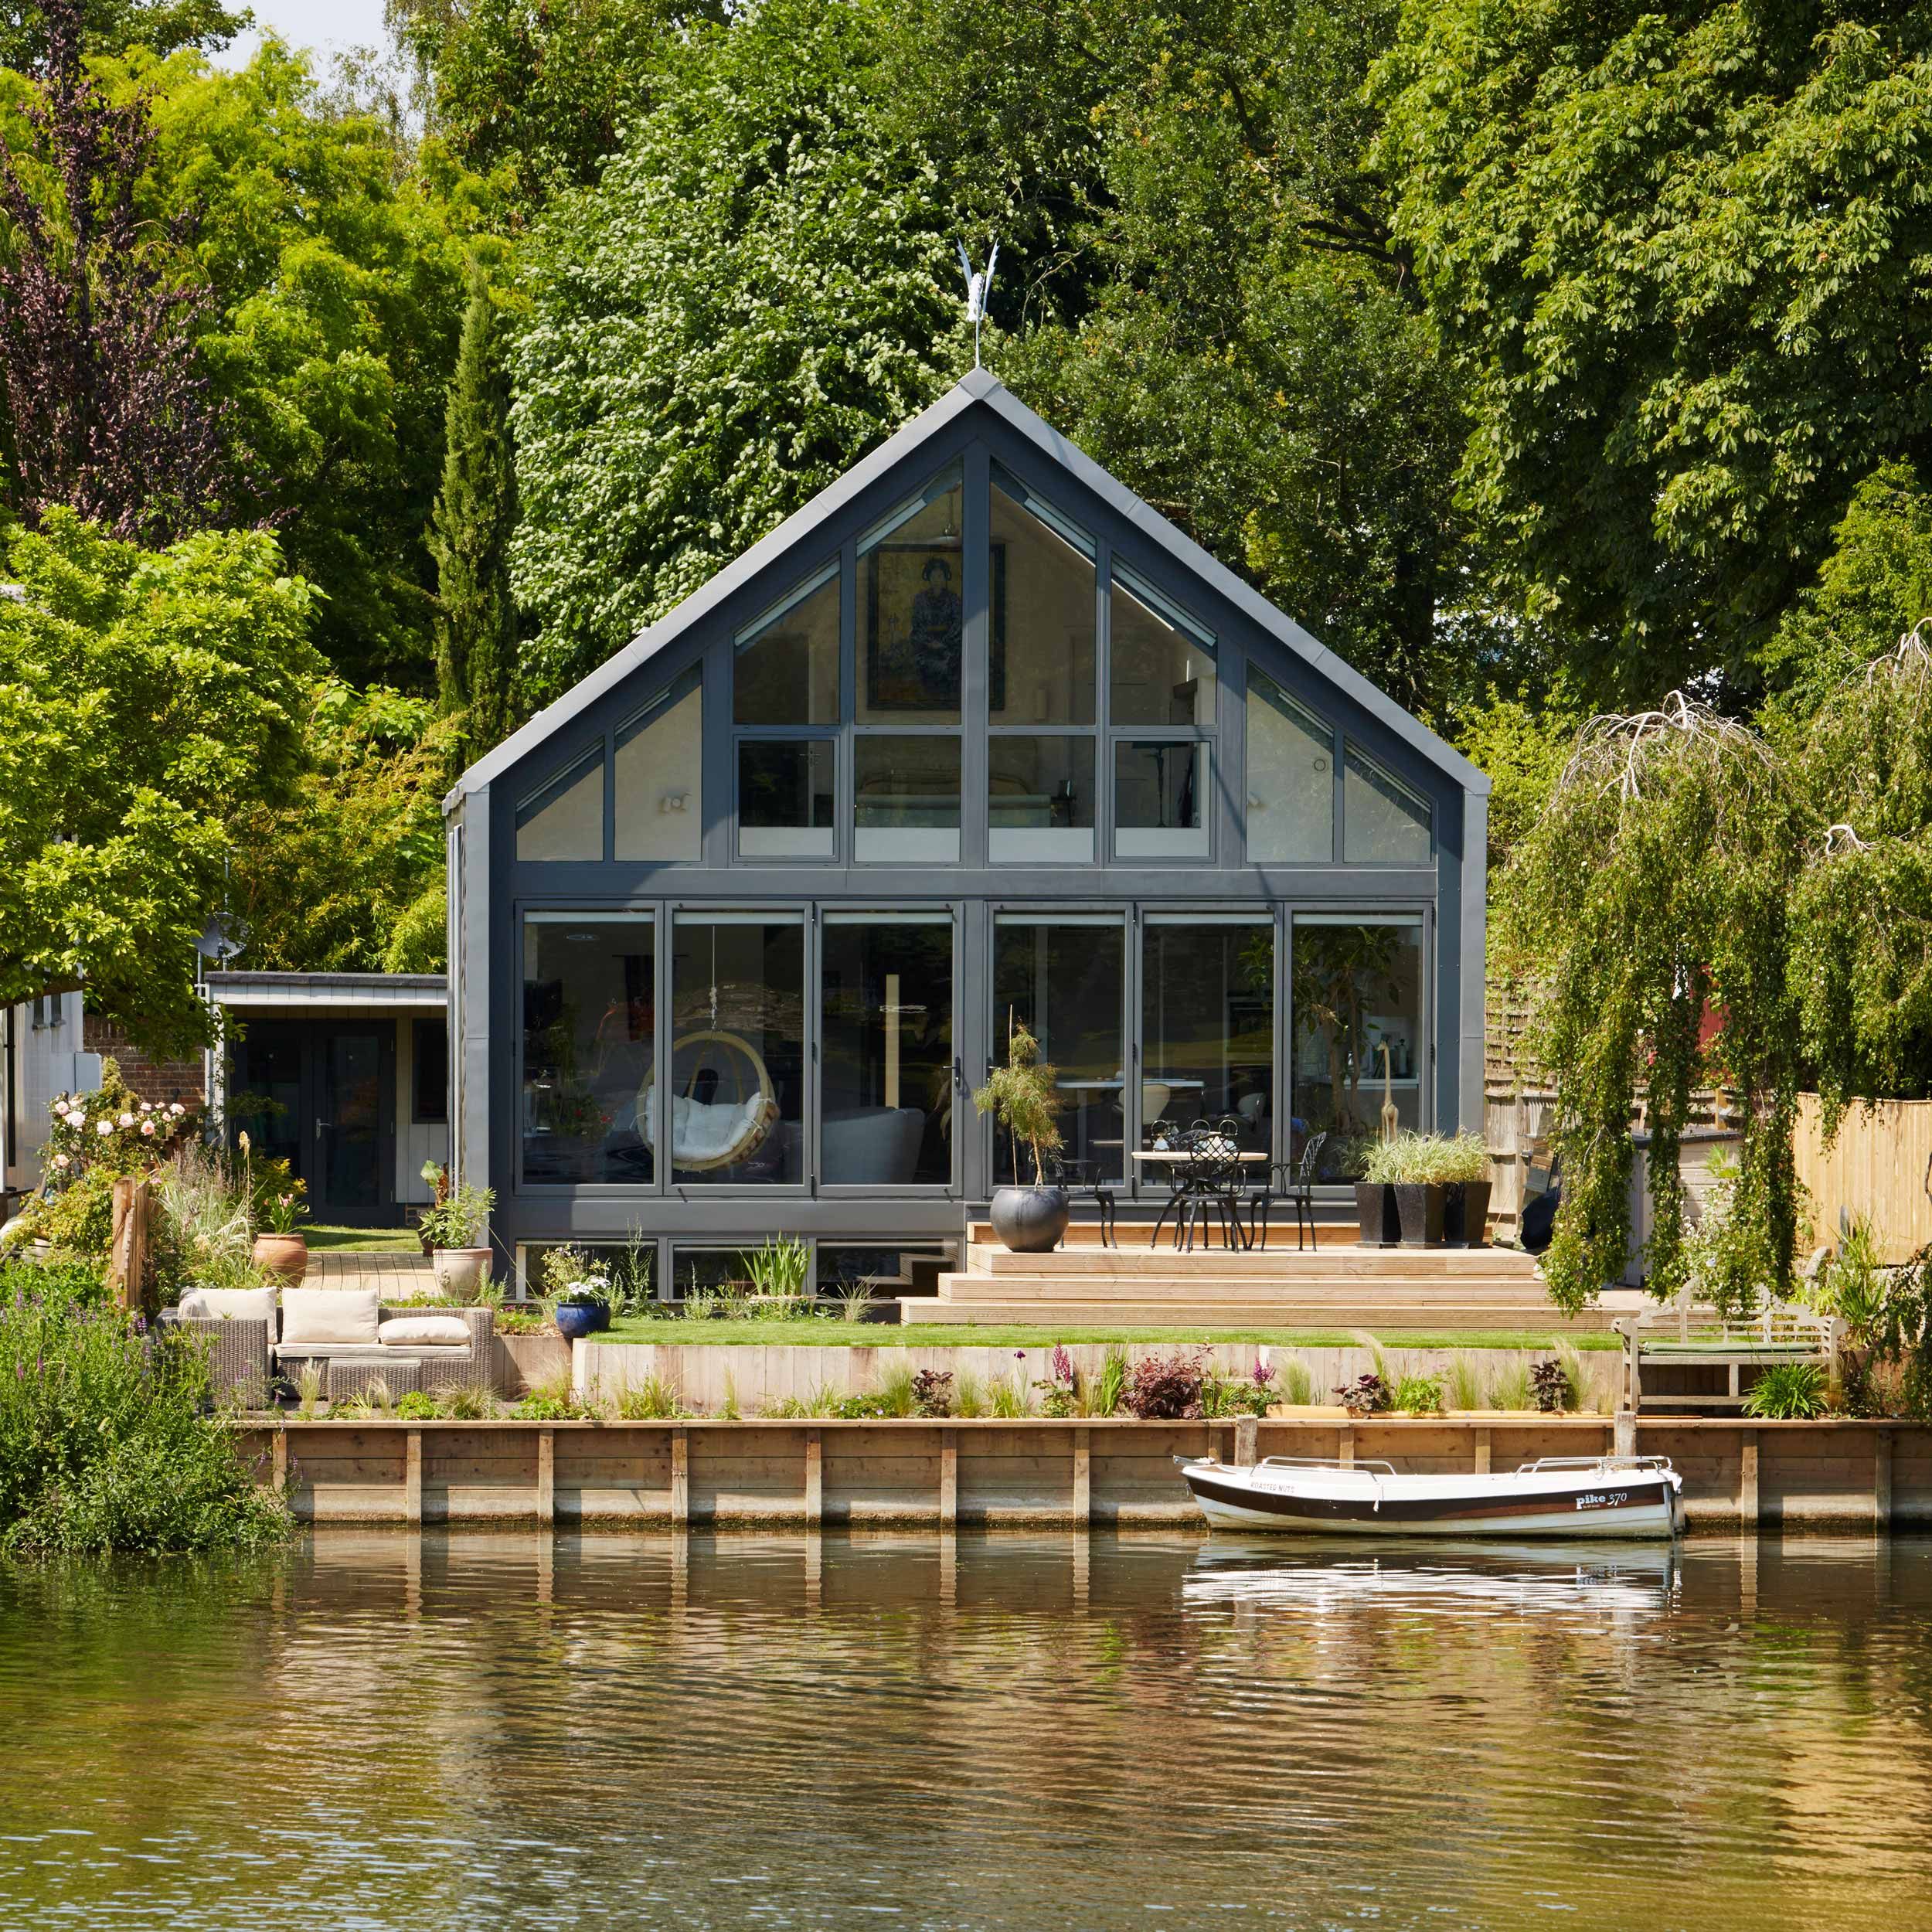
[900,1297,1610,1332]
[965,1244,1536,1277]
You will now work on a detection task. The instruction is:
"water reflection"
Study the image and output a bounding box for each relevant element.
[0,1531,1929,1930]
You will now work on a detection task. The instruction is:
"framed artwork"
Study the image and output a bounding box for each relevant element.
[864,542,1005,712]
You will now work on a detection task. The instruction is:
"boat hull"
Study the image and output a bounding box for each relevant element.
[1182,1464,1682,1541]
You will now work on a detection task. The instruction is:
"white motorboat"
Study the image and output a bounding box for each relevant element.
[1178,1454,1684,1541]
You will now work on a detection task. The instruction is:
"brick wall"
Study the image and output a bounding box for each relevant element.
[81,1016,206,1110]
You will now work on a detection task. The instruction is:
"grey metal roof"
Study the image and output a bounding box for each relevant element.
[203,971,447,1010]
[447,369,1488,805]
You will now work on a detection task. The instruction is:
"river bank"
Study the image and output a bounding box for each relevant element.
[238,1413,1932,1532]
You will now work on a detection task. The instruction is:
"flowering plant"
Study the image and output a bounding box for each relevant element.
[1032,1342,1079,1418]
[41,1060,196,1191]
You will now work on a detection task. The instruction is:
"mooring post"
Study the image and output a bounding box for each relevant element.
[1473,1426,1492,1475]
[804,1427,823,1526]
[1073,1427,1091,1524]
[270,1427,288,1493]
[940,1427,958,1529]
[1338,1423,1355,1469]
[670,1426,689,1526]
[405,1428,423,1528]
[1614,1410,1637,1459]
[1875,1426,1894,1534]
[1233,1416,1258,1468]
[1740,1428,1760,1532]
[536,1427,556,1527]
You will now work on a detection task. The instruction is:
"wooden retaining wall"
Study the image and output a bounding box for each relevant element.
[236,1417,1932,1534]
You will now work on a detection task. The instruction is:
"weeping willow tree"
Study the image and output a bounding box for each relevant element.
[1789,633,1932,1135]
[1502,696,1805,1316]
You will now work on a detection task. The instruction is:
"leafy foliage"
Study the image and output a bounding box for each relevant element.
[1121,1349,1207,1421]
[1376,2,1932,706]
[0,512,318,1051]
[1743,1361,1829,1420]
[507,0,964,703]
[1332,1371,1389,1416]
[973,1020,1063,1185]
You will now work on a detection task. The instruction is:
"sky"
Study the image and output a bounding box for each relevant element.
[216,0,394,69]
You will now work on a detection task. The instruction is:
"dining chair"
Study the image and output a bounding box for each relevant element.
[1247,1130,1329,1252]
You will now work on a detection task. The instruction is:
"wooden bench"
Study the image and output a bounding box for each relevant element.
[1614,1299,1844,1413]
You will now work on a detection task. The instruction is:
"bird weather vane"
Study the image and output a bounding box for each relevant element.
[957,239,998,368]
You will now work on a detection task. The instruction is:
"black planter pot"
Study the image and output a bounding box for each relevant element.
[1354,1182,1400,1247]
[1444,1179,1492,1247]
[989,1184,1071,1253]
[1394,1182,1445,1247]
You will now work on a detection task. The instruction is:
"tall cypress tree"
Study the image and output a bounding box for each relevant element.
[430,270,519,750]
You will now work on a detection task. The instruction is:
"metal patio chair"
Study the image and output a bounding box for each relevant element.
[1247,1129,1329,1252]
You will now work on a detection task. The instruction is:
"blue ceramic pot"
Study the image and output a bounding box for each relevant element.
[554,1302,600,1342]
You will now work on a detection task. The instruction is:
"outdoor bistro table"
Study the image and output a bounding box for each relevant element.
[1129,1148,1268,1250]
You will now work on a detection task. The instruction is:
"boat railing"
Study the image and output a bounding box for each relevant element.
[1254,1455,1398,1477]
[1517,1455,1676,1475]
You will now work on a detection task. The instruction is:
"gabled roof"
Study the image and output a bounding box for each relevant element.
[447,369,1487,806]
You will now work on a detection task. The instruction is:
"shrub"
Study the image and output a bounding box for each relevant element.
[911,1368,954,1418]
[1743,1361,1828,1420]
[1333,1372,1389,1416]
[1123,1350,1207,1420]
[1529,1358,1570,1413]
[1204,1358,1277,1418]
[396,1390,438,1420]
[1391,1371,1444,1416]
[0,1288,289,1556]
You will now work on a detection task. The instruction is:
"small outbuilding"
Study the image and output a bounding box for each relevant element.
[442,372,1488,1294]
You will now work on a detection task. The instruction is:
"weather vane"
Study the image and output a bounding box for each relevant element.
[957,239,998,369]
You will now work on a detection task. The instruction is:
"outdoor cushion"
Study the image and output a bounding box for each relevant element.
[280,1287,381,1346]
[378,1315,471,1347]
[657,1090,770,1163]
[179,1286,278,1325]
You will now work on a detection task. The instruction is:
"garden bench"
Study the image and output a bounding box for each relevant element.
[1614,1298,1843,1414]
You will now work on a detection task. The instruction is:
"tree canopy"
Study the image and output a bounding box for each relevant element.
[0,511,319,1054]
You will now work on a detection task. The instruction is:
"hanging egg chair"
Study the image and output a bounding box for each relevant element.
[639,1029,780,1172]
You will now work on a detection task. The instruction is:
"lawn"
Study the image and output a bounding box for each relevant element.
[599,1318,1622,1352]
[305,1225,425,1254]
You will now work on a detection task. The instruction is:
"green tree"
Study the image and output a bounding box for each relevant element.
[0,0,242,66]
[430,266,519,749]
[226,679,463,975]
[387,0,721,209]
[0,510,321,1055]
[509,0,964,704]
[1376,2,1932,706]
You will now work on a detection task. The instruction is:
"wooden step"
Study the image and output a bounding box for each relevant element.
[965,1245,1539,1277]
[901,1297,1612,1332]
[934,1281,1557,1308]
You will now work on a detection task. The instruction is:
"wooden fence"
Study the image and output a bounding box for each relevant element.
[1794,1094,1932,1261]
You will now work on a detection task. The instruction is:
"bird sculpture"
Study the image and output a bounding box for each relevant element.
[957,239,998,368]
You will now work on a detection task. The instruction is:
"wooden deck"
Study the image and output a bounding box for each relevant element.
[896,1225,1592,1330]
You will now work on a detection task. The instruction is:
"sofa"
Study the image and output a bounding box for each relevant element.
[162,1286,496,1406]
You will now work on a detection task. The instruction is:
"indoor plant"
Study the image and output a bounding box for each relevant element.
[1436,1132,1494,1247]
[417,1168,497,1297]
[973,1020,1069,1253]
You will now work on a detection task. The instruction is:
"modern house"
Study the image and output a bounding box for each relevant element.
[442,371,1488,1295]
[206,971,450,1228]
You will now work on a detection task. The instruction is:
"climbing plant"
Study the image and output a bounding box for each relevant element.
[1503,694,1804,1316]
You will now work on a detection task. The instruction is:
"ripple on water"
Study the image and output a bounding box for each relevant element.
[0,1532,1930,1931]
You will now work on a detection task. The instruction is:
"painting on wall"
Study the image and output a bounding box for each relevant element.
[864,542,1006,711]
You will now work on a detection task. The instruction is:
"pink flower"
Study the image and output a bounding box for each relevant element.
[141,1120,156,1138]
[168,1103,185,1117]
[95,1120,112,1138]
[117,1112,134,1129]
[53,1154,69,1169]
[70,1114,85,1131]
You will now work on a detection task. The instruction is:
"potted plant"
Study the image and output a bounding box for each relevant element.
[417,1175,497,1297]
[1362,1134,1444,1247]
[251,1181,310,1284]
[973,1019,1069,1253]
[1352,1136,1400,1247]
[539,1244,611,1342]
[1437,1131,1494,1247]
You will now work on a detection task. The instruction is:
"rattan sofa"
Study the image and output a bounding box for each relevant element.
[162,1301,496,1406]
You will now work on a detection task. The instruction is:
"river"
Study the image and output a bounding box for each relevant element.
[2,1532,1930,1929]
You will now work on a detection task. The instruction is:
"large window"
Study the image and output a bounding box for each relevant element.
[515,747,604,862]
[855,736,961,862]
[821,916,954,1185]
[991,469,1095,726]
[1111,566,1214,727]
[1247,672,1333,864]
[521,915,655,1184]
[668,914,805,1184]
[615,671,702,862]
[992,917,1125,1183]
[1290,915,1423,1175]
[1115,740,1209,859]
[1343,746,1433,862]
[738,740,835,859]
[990,735,1094,863]
[1142,918,1274,1155]
[859,465,964,726]
[735,566,839,726]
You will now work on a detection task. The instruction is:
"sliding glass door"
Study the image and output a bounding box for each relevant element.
[1141,917,1274,1154]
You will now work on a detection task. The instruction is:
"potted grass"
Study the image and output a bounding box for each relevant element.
[1362,1134,1445,1247]
[418,1178,497,1297]
[1353,1137,1400,1247]
[1437,1132,1494,1247]
[974,1019,1069,1253]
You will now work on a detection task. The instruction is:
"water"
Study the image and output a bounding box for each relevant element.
[2,1532,1931,1930]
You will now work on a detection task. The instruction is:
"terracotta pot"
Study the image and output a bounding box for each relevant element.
[252,1232,308,1284]
[1354,1182,1399,1247]
[431,1247,493,1299]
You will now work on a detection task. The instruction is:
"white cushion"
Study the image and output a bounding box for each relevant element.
[662,1090,768,1162]
[280,1287,381,1346]
[179,1286,277,1325]
[378,1315,471,1348]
